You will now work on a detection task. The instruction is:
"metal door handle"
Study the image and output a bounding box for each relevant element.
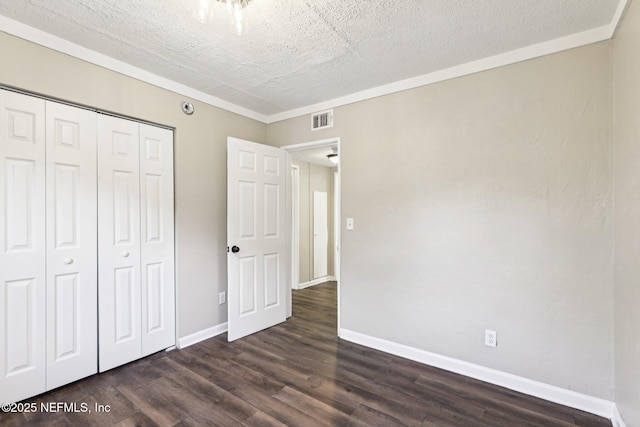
[64,258,74,265]
[231,246,240,253]
[122,251,130,258]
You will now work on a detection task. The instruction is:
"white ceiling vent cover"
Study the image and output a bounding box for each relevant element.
[311,110,333,131]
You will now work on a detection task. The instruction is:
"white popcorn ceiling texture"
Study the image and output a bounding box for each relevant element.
[0,0,621,116]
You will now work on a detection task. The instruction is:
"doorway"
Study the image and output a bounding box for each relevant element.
[283,138,341,333]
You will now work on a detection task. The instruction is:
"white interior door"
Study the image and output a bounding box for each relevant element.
[45,101,98,390]
[139,123,175,355]
[313,191,328,279]
[0,90,46,403]
[98,115,142,372]
[227,137,287,341]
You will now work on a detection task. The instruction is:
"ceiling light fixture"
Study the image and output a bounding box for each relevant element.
[196,0,252,35]
[218,0,251,35]
[196,0,213,23]
[327,153,339,165]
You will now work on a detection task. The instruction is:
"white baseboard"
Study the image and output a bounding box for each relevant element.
[611,405,627,427]
[339,329,616,421]
[298,276,335,290]
[177,322,228,349]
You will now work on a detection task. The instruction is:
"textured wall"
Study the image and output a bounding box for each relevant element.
[613,0,640,424]
[0,32,267,339]
[269,42,614,399]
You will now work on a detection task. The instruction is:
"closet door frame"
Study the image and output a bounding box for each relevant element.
[0,87,176,396]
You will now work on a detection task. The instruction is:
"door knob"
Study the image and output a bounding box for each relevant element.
[64,258,74,265]
[231,246,240,253]
[122,251,130,258]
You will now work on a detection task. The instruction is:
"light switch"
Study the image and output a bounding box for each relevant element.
[346,217,354,230]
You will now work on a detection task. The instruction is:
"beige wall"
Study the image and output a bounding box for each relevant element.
[292,159,335,284]
[613,0,640,424]
[269,42,614,399]
[0,32,267,339]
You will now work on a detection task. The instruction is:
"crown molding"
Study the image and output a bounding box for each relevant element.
[265,24,613,123]
[0,15,268,123]
[609,0,631,38]
[1,0,628,126]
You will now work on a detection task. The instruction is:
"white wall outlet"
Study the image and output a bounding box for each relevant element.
[485,329,497,348]
[219,291,226,305]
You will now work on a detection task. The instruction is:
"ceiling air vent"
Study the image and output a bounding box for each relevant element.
[311,110,333,131]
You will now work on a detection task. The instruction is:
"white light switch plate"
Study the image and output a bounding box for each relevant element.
[346,217,354,230]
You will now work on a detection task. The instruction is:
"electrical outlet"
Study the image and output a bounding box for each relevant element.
[485,329,497,348]
[219,291,226,305]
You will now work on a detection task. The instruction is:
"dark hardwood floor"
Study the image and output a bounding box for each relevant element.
[1,282,610,426]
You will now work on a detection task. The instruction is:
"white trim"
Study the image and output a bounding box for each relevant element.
[177,322,228,349]
[282,137,341,333]
[612,405,628,427]
[333,170,340,284]
[291,164,300,291]
[609,0,631,38]
[0,15,267,123]
[265,25,612,124]
[281,138,340,152]
[1,11,624,126]
[339,329,617,420]
[298,276,335,290]
[285,151,293,318]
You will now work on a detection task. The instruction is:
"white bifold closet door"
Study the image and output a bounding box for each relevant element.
[138,123,175,356]
[0,92,98,403]
[0,89,174,401]
[0,90,47,403]
[98,115,175,372]
[45,101,98,390]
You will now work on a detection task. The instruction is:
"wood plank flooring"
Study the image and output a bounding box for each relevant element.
[1,282,611,426]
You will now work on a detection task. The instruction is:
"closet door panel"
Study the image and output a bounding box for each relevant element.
[139,124,175,355]
[0,90,46,403]
[98,115,141,372]
[45,101,97,390]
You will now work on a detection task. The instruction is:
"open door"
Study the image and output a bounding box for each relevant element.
[227,137,288,341]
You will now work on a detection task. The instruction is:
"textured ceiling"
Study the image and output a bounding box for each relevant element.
[0,0,623,119]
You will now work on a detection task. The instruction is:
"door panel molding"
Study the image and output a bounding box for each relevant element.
[98,115,142,372]
[45,101,97,391]
[227,137,287,341]
[0,90,46,403]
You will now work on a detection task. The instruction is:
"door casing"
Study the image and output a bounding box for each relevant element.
[282,138,341,334]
